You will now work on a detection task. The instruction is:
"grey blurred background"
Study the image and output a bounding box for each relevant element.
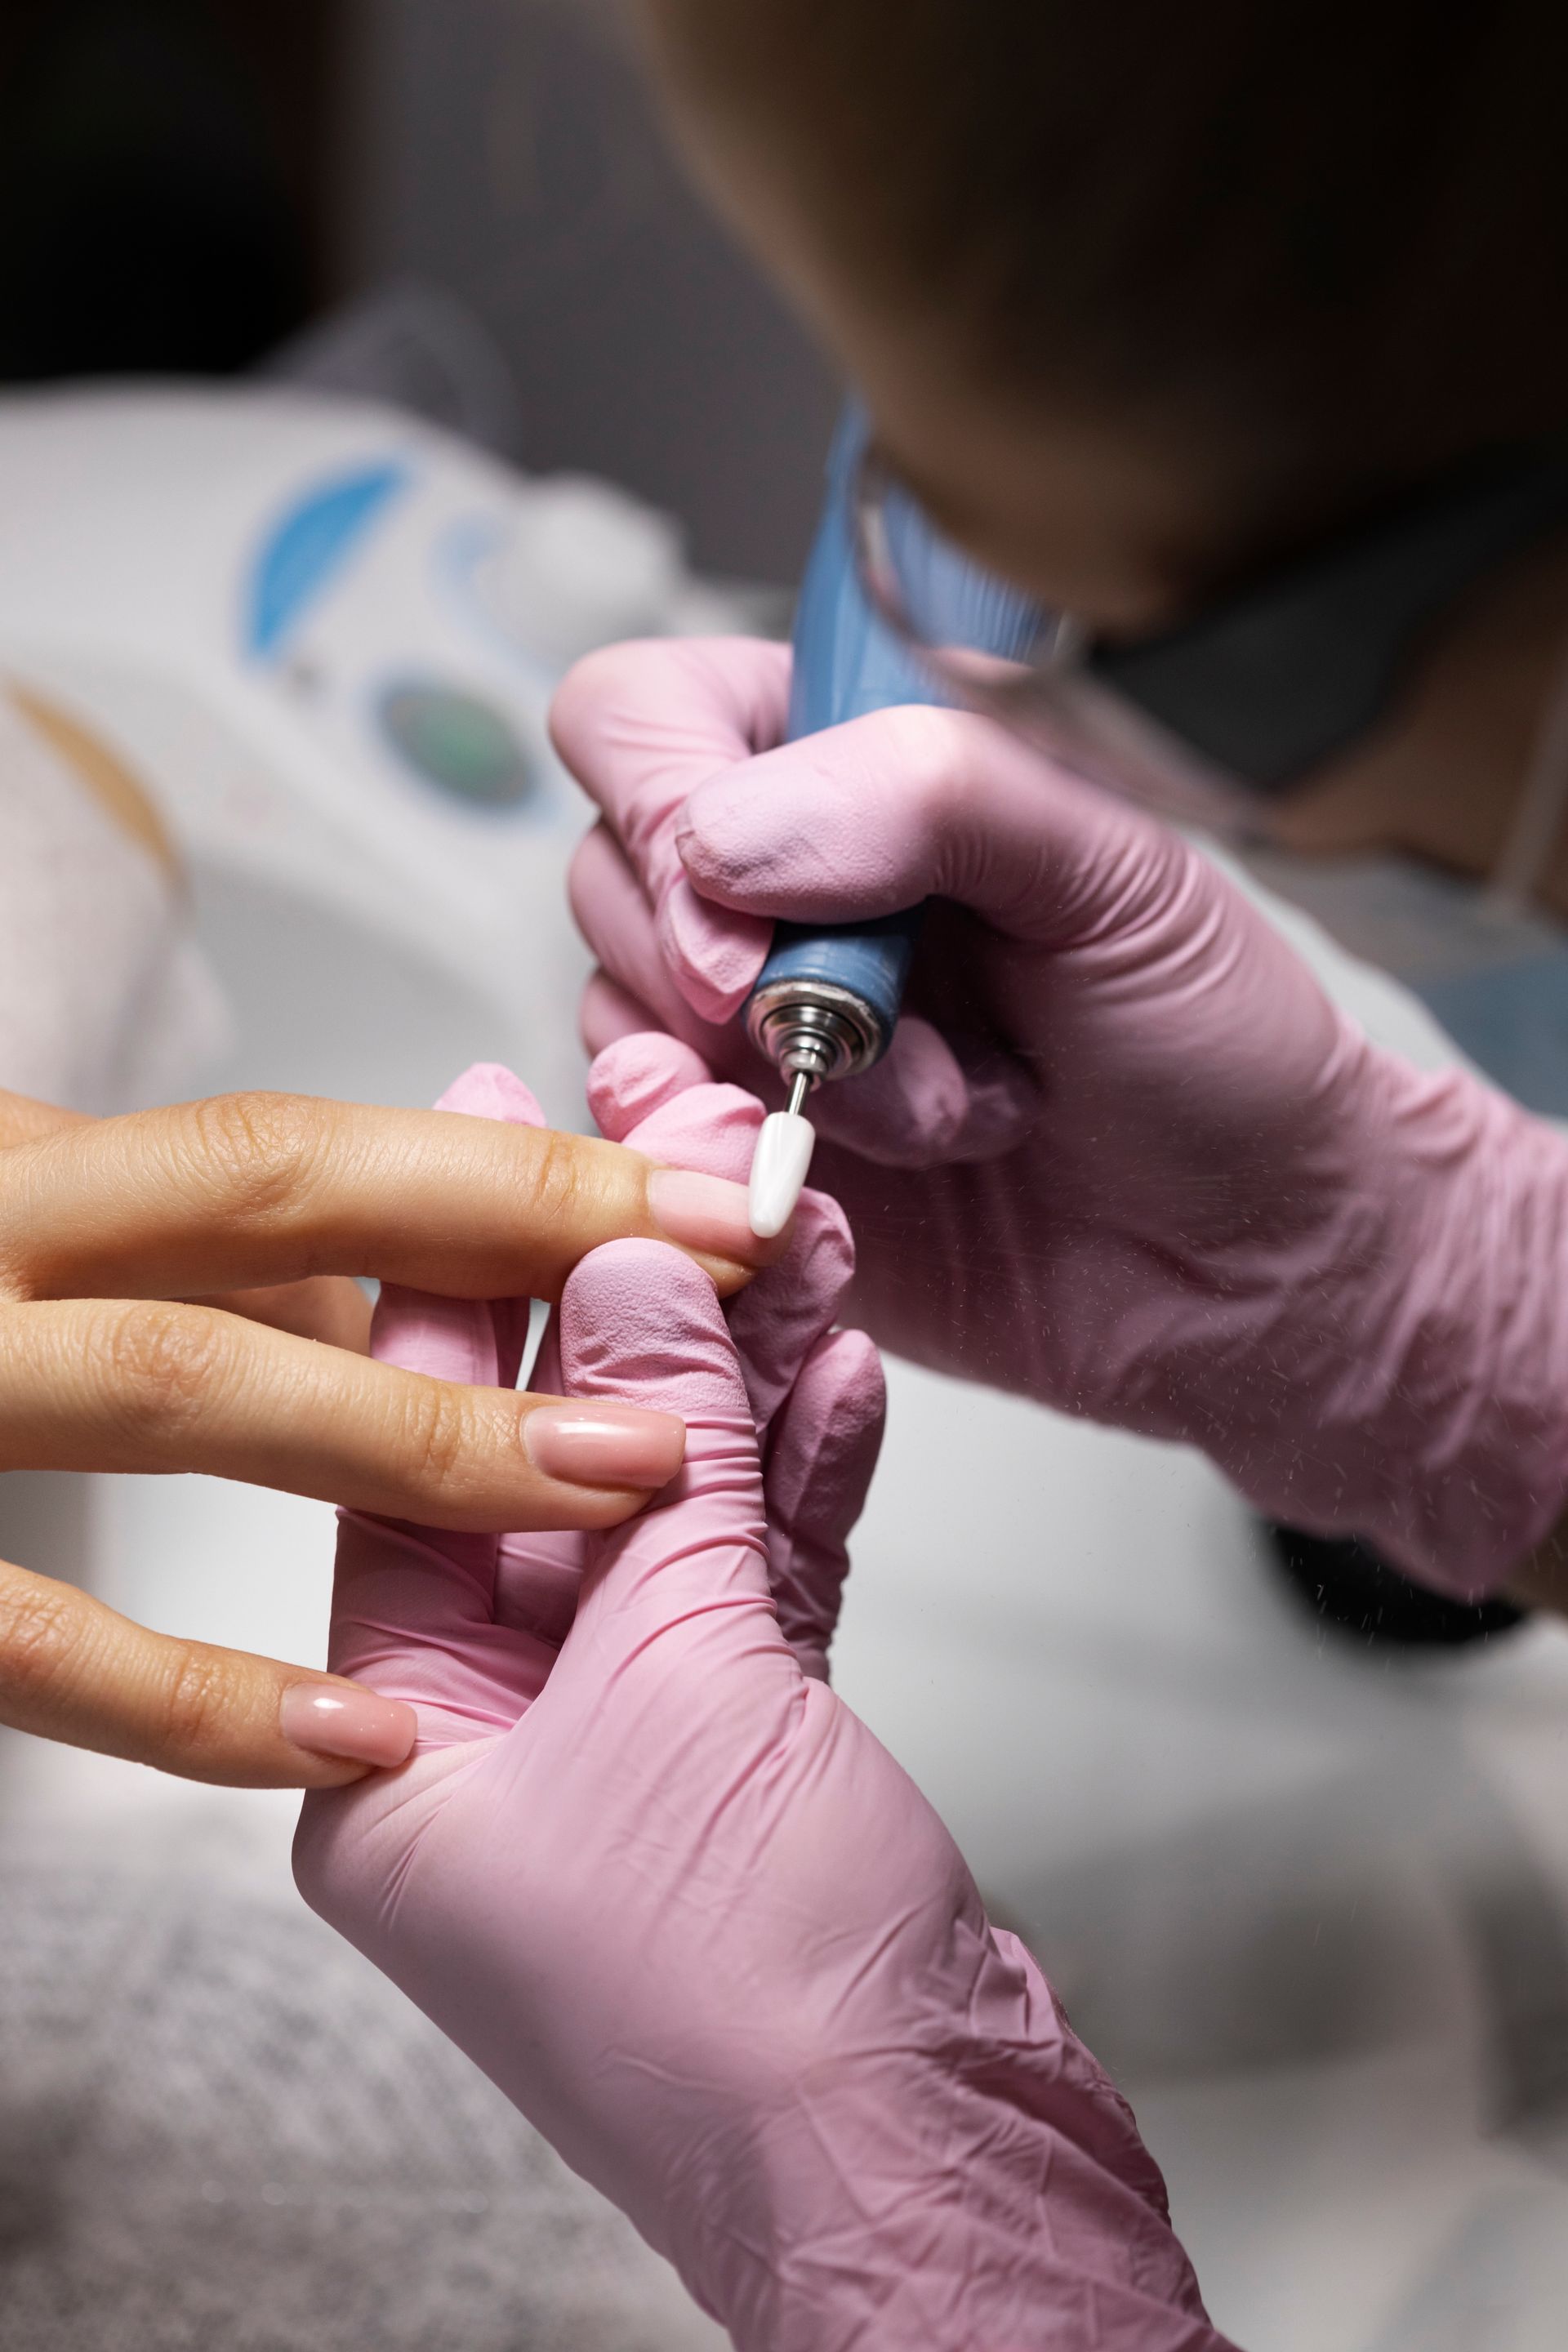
[0,0,839,583]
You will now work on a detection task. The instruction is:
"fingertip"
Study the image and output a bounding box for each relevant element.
[545,646,600,761]
[721,1187,857,1433]
[434,1062,546,1127]
[369,1282,501,1384]
[571,1231,728,1303]
[559,1236,750,1418]
[676,769,776,903]
[826,1324,888,1427]
[679,745,908,914]
[790,1186,858,1298]
[626,1082,764,1186]
[586,1031,714,1141]
[659,879,771,1022]
[808,1329,888,1503]
[547,637,662,767]
[767,1325,886,1544]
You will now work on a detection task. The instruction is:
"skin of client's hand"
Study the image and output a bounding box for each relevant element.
[555,636,1568,1606]
[0,1077,780,1788]
[296,1041,1232,2352]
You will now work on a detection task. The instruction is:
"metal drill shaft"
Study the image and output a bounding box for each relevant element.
[786,1067,815,1120]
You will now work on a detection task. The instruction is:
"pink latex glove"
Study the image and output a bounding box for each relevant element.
[296,1053,1236,2352]
[553,635,1568,1600]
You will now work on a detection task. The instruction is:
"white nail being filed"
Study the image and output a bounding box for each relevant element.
[748,1109,816,1238]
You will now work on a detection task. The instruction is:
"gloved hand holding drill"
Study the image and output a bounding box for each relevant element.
[558,635,1568,1602]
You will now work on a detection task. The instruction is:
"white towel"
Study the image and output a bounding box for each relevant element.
[0,684,226,1116]
[0,1837,720,2350]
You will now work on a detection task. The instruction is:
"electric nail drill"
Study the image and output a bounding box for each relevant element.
[743,410,935,1236]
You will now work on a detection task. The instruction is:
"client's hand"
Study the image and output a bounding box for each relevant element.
[0,1078,777,1788]
[296,1046,1232,2352]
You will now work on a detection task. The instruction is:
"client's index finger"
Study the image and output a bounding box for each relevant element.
[0,1093,784,1307]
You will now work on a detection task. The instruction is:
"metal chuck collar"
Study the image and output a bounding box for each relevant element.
[743,977,888,1089]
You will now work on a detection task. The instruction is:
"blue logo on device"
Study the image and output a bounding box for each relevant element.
[247,461,409,660]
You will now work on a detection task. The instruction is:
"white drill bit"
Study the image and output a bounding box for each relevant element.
[747,1069,817,1237]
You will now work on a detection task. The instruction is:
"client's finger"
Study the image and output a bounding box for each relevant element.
[0,1298,684,1530]
[0,1085,782,1310]
[0,1554,416,1787]
[373,1060,545,1396]
[0,1088,90,1149]
[323,1058,582,1743]
[0,1093,379,1352]
[198,1275,374,1353]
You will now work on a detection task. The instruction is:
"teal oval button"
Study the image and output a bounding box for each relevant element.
[378,681,533,808]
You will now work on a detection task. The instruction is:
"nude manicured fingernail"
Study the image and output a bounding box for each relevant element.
[524,1401,685,1489]
[279,1682,416,1768]
[648,1166,776,1258]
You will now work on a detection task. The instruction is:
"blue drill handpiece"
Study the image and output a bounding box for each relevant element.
[742,408,1045,1231]
[742,411,935,1120]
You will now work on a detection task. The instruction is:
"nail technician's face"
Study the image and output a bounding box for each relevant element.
[637,2,1218,637]
[638,0,1568,909]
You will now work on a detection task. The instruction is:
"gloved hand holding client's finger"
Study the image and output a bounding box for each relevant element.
[296,1042,1236,2352]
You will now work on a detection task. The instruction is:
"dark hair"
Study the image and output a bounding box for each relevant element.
[658,0,1568,519]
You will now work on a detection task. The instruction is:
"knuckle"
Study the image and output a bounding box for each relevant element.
[179,1092,332,1220]
[153,1640,232,1760]
[95,1302,230,1433]
[0,1236,29,1302]
[398,1375,471,1490]
[894,706,973,819]
[521,1124,590,1236]
[0,1154,52,1301]
[0,1569,82,1707]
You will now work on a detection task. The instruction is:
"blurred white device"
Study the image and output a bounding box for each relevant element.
[0,385,744,1119]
